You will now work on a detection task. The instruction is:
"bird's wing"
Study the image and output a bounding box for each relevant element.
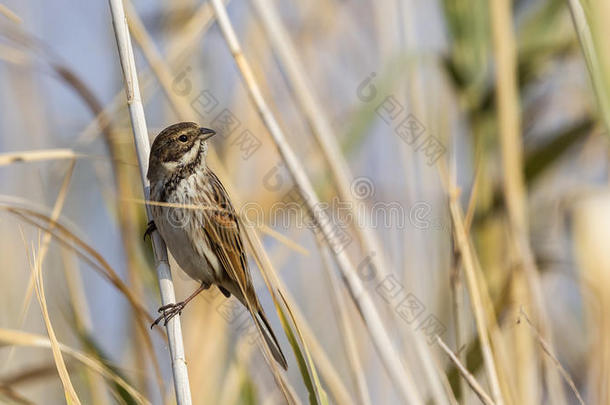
[195,170,287,369]
[196,169,259,310]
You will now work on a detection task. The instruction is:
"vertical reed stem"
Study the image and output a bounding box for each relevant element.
[209,1,422,403]
[490,1,567,404]
[107,1,192,403]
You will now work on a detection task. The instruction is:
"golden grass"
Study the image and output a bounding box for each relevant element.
[26,237,81,404]
[242,221,354,405]
[0,3,21,24]
[0,328,149,404]
[436,336,495,405]
[0,150,81,166]
[0,0,605,403]
[518,309,585,405]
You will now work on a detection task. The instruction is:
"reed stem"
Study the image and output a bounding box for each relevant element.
[107,1,192,403]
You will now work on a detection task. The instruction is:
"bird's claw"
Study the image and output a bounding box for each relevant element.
[143,220,157,241]
[150,301,185,329]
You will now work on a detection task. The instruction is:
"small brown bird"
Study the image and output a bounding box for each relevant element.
[146,122,287,369]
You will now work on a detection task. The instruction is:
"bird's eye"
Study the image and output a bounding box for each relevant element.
[178,135,188,142]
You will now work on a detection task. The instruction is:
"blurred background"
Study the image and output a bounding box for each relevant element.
[1,0,609,404]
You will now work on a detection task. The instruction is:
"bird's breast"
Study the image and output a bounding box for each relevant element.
[149,172,221,285]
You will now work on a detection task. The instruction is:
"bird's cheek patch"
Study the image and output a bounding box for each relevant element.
[178,141,200,166]
[162,161,180,171]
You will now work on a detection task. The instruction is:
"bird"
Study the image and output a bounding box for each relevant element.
[145,122,287,370]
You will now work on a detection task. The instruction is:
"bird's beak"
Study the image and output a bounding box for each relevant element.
[199,127,216,141]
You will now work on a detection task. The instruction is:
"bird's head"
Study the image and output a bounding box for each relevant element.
[147,122,216,183]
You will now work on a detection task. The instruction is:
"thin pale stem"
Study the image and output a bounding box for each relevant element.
[436,336,496,405]
[567,0,610,136]
[519,309,585,405]
[319,242,372,405]
[490,1,567,404]
[209,0,422,403]
[250,0,391,280]
[107,0,192,403]
[447,185,505,405]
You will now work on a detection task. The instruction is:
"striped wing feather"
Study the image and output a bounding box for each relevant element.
[198,170,258,310]
[197,170,287,369]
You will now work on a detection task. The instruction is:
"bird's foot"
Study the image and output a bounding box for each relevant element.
[150,301,186,329]
[143,220,157,241]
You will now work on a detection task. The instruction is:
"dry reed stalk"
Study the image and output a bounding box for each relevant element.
[123,0,269,242]
[255,225,309,256]
[432,356,459,405]
[198,312,241,405]
[125,0,310,254]
[0,149,80,166]
[572,193,610,404]
[0,385,32,405]
[518,309,585,405]
[226,233,302,405]
[434,159,513,403]
[250,0,391,281]
[0,43,29,65]
[123,3,367,402]
[128,0,316,333]
[215,340,252,404]
[490,1,567,404]
[0,44,157,393]
[125,0,193,121]
[567,0,610,135]
[10,202,170,398]
[472,258,517,405]
[6,200,172,397]
[20,162,104,405]
[60,247,111,405]
[248,5,449,400]
[510,269,539,404]
[45,28,195,400]
[14,21,209,396]
[3,203,154,324]
[0,4,21,23]
[3,161,76,375]
[77,0,221,146]
[449,174,470,404]
[2,20,164,393]
[319,242,372,405]
[436,336,496,405]
[450,252,470,404]
[277,290,329,404]
[489,0,526,242]
[209,1,423,402]
[242,225,355,405]
[26,237,81,404]
[0,363,63,386]
[464,163,482,232]
[449,158,476,405]
[182,303,227,405]
[0,328,149,404]
[396,4,455,403]
[107,1,192,403]
[122,197,309,255]
[18,160,74,314]
[446,185,505,405]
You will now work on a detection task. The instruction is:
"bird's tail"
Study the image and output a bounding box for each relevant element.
[255,309,288,370]
[228,283,287,369]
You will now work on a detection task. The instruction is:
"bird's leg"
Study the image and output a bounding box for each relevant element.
[143,220,157,241]
[151,283,209,328]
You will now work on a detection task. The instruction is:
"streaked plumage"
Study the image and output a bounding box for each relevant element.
[147,122,287,369]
